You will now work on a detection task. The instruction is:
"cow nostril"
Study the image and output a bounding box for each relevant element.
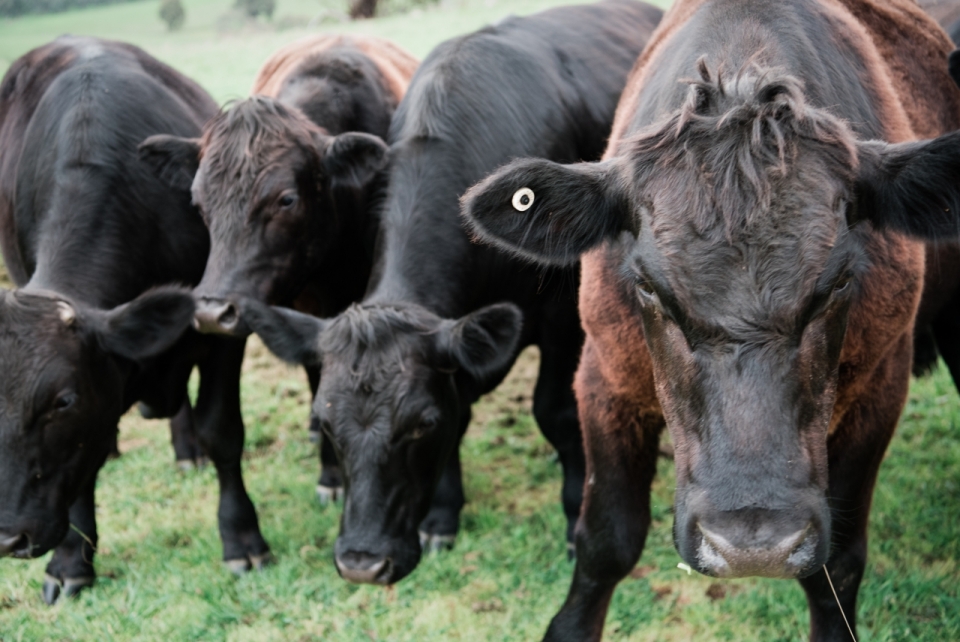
[217,303,238,329]
[0,532,27,558]
[335,551,393,585]
[696,522,818,579]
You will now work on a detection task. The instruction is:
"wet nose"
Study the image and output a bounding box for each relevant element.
[194,297,241,335]
[0,532,26,558]
[692,508,824,579]
[335,550,393,585]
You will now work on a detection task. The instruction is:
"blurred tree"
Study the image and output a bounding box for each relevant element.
[159,0,185,30]
[235,0,275,19]
[349,0,377,19]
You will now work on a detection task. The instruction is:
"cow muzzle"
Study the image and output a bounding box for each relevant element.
[335,550,394,585]
[680,505,827,579]
[193,297,247,335]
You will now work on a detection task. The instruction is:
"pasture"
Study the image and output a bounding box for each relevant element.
[0,0,958,640]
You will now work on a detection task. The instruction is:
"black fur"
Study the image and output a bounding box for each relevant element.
[245,0,663,586]
[0,36,273,601]
[240,298,326,367]
[138,134,201,192]
[323,132,390,191]
[857,133,960,239]
[462,158,628,266]
[440,303,523,381]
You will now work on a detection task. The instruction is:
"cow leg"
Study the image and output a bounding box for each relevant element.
[932,295,960,391]
[42,474,98,604]
[533,332,586,556]
[799,341,909,642]
[170,395,207,471]
[305,365,322,445]
[543,342,662,642]
[418,408,469,552]
[306,365,344,505]
[193,335,271,574]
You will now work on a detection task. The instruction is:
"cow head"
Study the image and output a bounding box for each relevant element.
[463,62,960,579]
[139,96,388,334]
[238,298,522,584]
[0,287,195,559]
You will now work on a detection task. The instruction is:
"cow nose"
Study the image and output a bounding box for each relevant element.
[692,509,824,579]
[335,551,393,585]
[0,532,26,558]
[194,298,241,335]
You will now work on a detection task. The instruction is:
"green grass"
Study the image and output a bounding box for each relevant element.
[0,0,670,104]
[0,0,958,639]
[0,339,957,641]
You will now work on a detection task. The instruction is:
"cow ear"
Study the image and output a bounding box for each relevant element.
[854,132,960,238]
[139,135,202,192]
[461,157,631,266]
[437,303,523,382]
[239,298,327,367]
[322,132,389,191]
[92,287,195,361]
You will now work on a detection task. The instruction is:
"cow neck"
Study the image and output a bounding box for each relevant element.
[364,140,476,318]
[22,176,134,310]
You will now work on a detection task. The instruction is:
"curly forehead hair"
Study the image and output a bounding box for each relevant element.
[199,96,323,189]
[627,57,859,235]
[319,303,442,382]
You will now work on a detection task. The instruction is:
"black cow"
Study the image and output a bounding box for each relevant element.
[462,0,960,639]
[140,35,418,505]
[240,0,663,586]
[0,37,270,603]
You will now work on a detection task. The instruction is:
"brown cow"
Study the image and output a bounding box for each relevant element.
[463,0,960,640]
[140,35,418,504]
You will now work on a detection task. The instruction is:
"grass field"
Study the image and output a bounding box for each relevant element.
[0,0,959,640]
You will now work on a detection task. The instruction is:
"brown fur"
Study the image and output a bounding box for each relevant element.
[583,0,960,451]
[566,3,960,635]
[251,34,417,105]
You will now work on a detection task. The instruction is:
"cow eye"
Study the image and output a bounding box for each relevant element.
[833,275,852,295]
[278,193,298,208]
[53,391,78,412]
[635,277,657,303]
[411,417,437,440]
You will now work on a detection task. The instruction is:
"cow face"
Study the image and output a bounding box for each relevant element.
[463,64,960,580]
[239,299,522,584]
[0,288,194,559]
[139,97,388,334]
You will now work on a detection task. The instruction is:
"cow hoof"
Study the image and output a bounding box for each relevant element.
[224,552,274,576]
[42,574,94,605]
[567,542,576,561]
[176,457,209,472]
[316,484,343,506]
[418,531,456,553]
